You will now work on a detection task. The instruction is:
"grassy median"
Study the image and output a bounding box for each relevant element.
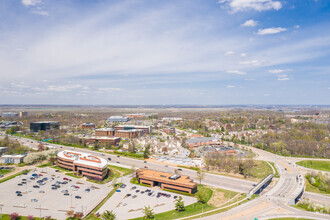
[296,160,330,172]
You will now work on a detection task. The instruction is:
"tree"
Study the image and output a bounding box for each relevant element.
[144,144,151,159]
[27,215,34,220]
[9,213,19,220]
[175,196,185,212]
[196,189,208,204]
[101,210,116,220]
[50,157,56,165]
[112,177,117,187]
[142,205,154,219]
[196,169,205,185]
[38,143,45,152]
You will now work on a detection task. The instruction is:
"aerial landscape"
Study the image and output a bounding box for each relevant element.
[0,0,329,220]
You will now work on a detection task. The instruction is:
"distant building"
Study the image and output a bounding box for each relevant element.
[162,117,183,121]
[115,125,152,134]
[95,128,115,137]
[107,116,130,123]
[19,111,28,117]
[186,137,219,148]
[0,154,26,164]
[0,147,8,154]
[136,168,197,194]
[57,150,108,180]
[30,121,60,132]
[1,112,19,117]
[85,136,121,146]
[0,121,21,129]
[80,123,95,129]
[162,127,176,135]
[115,129,143,138]
[125,113,150,119]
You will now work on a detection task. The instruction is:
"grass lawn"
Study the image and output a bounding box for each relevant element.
[0,168,15,175]
[0,169,31,184]
[65,172,83,179]
[108,165,131,176]
[0,214,43,220]
[87,165,131,184]
[251,160,274,180]
[296,160,330,172]
[268,161,280,178]
[304,177,330,195]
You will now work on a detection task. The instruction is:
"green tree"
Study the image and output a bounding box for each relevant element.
[101,210,116,220]
[142,205,154,219]
[175,196,185,212]
[144,144,151,159]
[196,169,205,185]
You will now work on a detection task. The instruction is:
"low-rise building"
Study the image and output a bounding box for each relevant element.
[0,147,8,154]
[85,136,121,146]
[95,128,115,136]
[0,154,26,164]
[57,150,108,180]
[115,125,152,134]
[81,123,95,129]
[162,127,176,134]
[115,129,143,138]
[30,121,60,132]
[19,111,28,117]
[186,137,219,148]
[107,116,130,123]
[136,168,197,194]
[1,112,19,117]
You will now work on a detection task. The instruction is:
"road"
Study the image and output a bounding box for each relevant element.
[3,135,330,219]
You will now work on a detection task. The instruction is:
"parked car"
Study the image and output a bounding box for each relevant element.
[51,186,57,190]
[132,195,137,199]
[15,191,22,194]
[33,185,39,188]
[39,190,45,193]
[17,183,23,186]
[31,199,38,202]
[75,196,81,199]
[17,193,22,196]
[64,193,69,196]
[61,190,68,193]
[144,161,147,163]
[108,158,111,160]
[85,189,90,192]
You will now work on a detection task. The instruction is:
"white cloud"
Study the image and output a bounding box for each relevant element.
[239,60,261,66]
[277,74,288,78]
[277,77,290,81]
[241,19,258,27]
[225,51,235,56]
[45,85,83,92]
[294,25,300,29]
[240,53,246,57]
[227,85,236,88]
[98,88,123,92]
[257,27,287,35]
[22,0,41,7]
[226,70,246,75]
[31,10,49,16]
[269,69,292,73]
[218,0,282,13]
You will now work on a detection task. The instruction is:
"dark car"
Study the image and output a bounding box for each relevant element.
[117,155,120,158]
[120,184,126,188]
[108,158,111,160]
[16,191,22,194]
[144,161,147,163]
[75,196,81,199]
[136,190,140,193]
[174,196,178,199]
[17,193,22,196]
[51,186,57,190]
[64,193,69,196]
[17,183,23,186]
[178,168,182,171]
[33,185,40,188]
[116,161,120,164]
[55,170,59,172]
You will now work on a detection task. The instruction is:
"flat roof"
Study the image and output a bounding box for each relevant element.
[95,128,114,131]
[57,150,107,169]
[136,168,197,188]
[116,129,143,133]
[117,125,151,128]
[88,136,120,140]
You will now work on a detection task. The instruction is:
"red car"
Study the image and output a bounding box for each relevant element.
[74,186,79,189]
[63,178,68,180]
[38,174,43,176]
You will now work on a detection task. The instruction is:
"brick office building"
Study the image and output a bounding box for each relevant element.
[136,169,197,194]
[95,128,115,136]
[85,136,121,146]
[115,129,143,138]
[57,150,108,180]
[115,125,152,135]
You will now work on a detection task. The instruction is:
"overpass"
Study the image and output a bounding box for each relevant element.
[247,174,274,198]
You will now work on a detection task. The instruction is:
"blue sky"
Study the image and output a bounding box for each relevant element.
[0,0,329,105]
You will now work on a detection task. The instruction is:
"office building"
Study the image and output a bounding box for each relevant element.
[162,127,176,134]
[85,137,121,146]
[19,111,28,117]
[80,123,95,129]
[30,121,60,132]
[0,154,26,164]
[1,112,19,117]
[57,150,108,180]
[95,128,115,137]
[107,116,130,123]
[115,125,152,134]
[136,168,197,194]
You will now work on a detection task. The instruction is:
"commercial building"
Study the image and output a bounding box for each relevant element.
[136,168,197,194]
[162,127,176,135]
[0,121,21,129]
[85,136,121,146]
[115,125,152,134]
[115,129,143,138]
[19,111,28,117]
[1,112,19,117]
[95,128,115,136]
[0,154,26,164]
[30,121,60,132]
[107,116,130,123]
[81,123,95,129]
[0,147,8,154]
[186,137,219,148]
[57,150,108,180]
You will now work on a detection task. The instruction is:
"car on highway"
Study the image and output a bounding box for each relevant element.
[108,157,111,160]
[144,161,147,163]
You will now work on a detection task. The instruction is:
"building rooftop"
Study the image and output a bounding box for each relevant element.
[136,168,197,188]
[88,136,121,140]
[117,125,151,128]
[95,128,114,131]
[186,137,217,144]
[57,150,107,169]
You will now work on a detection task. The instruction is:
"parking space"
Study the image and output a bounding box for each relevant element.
[98,177,197,220]
[0,167,112,219]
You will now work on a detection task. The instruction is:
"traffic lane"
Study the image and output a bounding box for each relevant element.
[304,192,330,206]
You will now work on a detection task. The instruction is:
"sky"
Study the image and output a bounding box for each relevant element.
[0,0,329,105]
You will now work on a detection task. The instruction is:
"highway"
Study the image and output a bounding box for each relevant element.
[3,135,330,219]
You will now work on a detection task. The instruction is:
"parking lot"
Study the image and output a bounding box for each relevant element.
[98,177,197,220]
[0,167,112,219]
